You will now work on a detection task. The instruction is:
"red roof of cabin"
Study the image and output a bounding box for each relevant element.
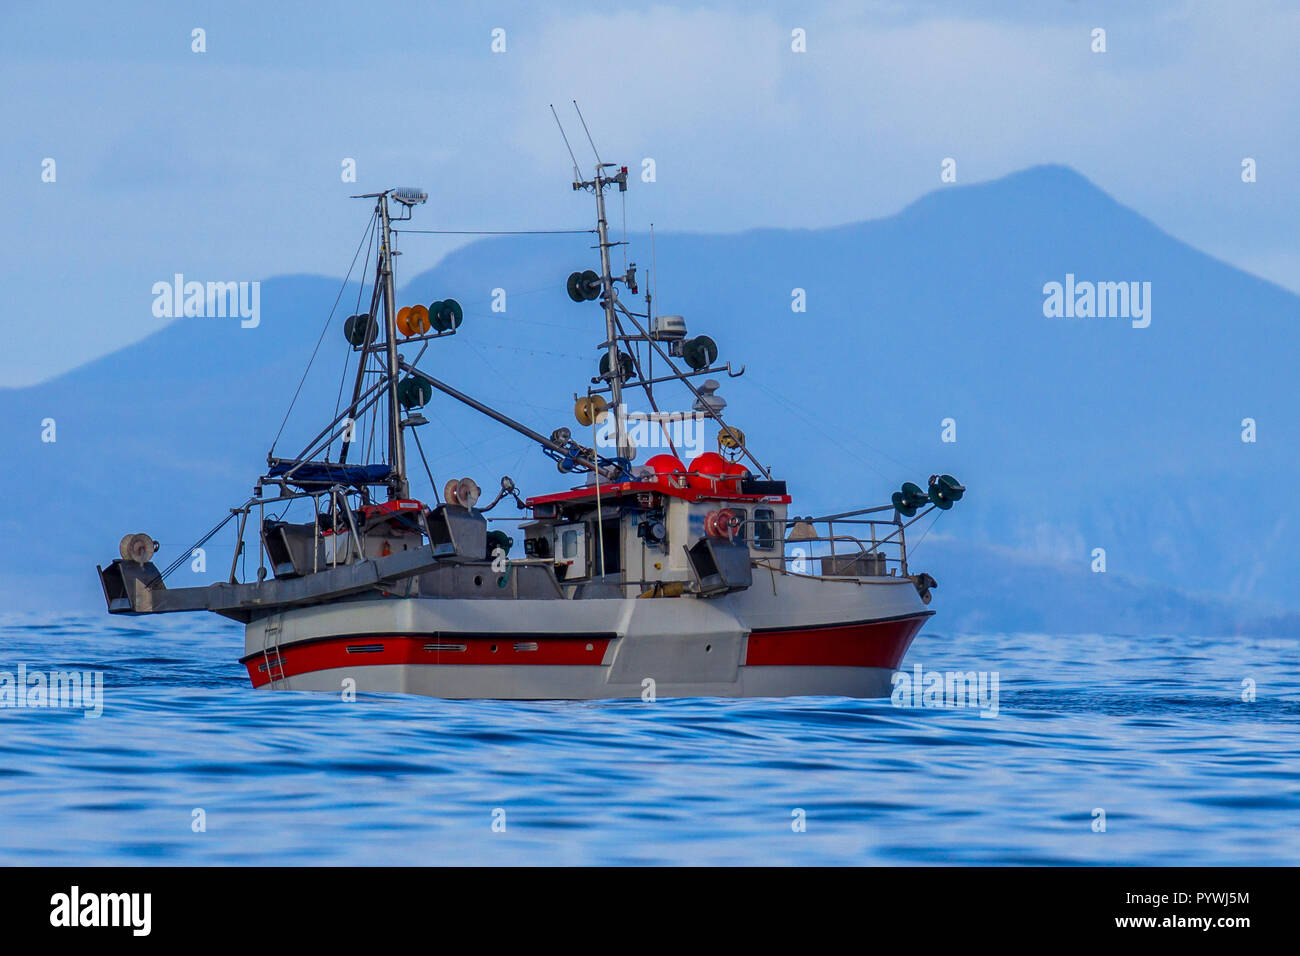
[526,480,790,507]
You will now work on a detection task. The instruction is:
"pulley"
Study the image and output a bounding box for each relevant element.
[574,394,609,427]
[431,298,463,332]
[912,572,938,604]
[397,374,433,409]
[344,313,377,346]
[443,476,481,509]
[598,350,635,382]
[486,529,514,556]
[681,335,718,371]
[566,270,601,302]
[891,481,930,518]
[704,508,740,540]
[397,304,430,337]
[119,532,158,564]
[717,425,745,459]
[928,474,965,510]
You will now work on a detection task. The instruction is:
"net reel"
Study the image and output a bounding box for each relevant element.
[344,313,377,346]
[574,395,609,427]
[717,425,746,462]
[119,533,159,564]
[443,477,482,509]
[430,299,463,332]
[566,270,602,302]
[397,374,433,409]
[891,482,930,518]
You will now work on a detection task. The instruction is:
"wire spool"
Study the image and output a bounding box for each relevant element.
[928,474,965,510]
[344,313,377,346]
[598,350,635,382]
[486,529,514,556]
[432,298,463,332]
[396,306,414,337]
[681,335,718,371]
[566,272,586,302]
[407,304,431,336]
[567,270,601,302]
[574,395,609,427]
[119,532,157,564]
[704,508,739,540]
[455,477,481,509]
[891,481,929,518]
[717,426,746,461]
[397,374,433,409]
[443,479,461,507]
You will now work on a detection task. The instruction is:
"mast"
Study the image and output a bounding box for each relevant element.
[584,163,631,460]
[378,193,409,499]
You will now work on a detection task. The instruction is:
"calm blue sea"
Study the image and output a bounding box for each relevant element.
[0,613,1296,865]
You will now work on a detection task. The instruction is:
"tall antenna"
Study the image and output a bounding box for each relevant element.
[650,223,660,324]
[550,103,580,182]
[572,100,602,165]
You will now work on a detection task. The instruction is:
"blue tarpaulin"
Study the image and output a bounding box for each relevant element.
[266,460,392,486]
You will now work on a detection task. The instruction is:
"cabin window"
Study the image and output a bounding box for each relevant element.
[753,508,776,550]
[731,509,746,545]
[561,529,580,559]
[554,523,588,579]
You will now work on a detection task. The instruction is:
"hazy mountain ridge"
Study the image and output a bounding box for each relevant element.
[3,165,1293,633]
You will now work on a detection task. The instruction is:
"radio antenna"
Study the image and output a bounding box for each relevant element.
[572,100,602,165]
[650,222,659,323]
[550,103,580,181]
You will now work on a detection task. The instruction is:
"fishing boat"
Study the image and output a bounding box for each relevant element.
[96,126,965,700]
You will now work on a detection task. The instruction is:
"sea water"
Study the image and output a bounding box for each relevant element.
[0,614,1296,865]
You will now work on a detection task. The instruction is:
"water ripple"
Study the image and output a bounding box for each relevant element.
[0,614,1296,864]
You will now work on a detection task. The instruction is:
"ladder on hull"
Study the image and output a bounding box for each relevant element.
[260,614,286,688]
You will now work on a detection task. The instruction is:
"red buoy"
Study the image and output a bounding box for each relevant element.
[687,452,730,492]
[722,461,748,493]
[644,454,686,489]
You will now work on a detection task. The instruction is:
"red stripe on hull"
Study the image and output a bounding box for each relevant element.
[244,635,612,689]
[743,615,927,668]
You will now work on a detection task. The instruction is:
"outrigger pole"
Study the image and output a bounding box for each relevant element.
[378,193,409,499]
[342,189,418,500]
[560,101,633,462]
[397,358,602,474]
[583,162,631,461]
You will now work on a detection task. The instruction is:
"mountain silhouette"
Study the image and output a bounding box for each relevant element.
[5,165,1294,634]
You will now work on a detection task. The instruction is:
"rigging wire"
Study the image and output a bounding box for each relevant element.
[408,426,437,501]
[270,209,379,455]
[394,228,595,235]
[330,216,379,458]
[904,509,944,558]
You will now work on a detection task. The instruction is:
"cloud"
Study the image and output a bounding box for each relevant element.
[2,0,1297,385]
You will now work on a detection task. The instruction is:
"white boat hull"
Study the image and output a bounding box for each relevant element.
[241,572,932,699]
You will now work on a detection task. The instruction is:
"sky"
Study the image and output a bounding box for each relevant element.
[2,0,1297,386]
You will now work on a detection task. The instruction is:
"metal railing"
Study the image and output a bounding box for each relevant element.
[745,504,936,580]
